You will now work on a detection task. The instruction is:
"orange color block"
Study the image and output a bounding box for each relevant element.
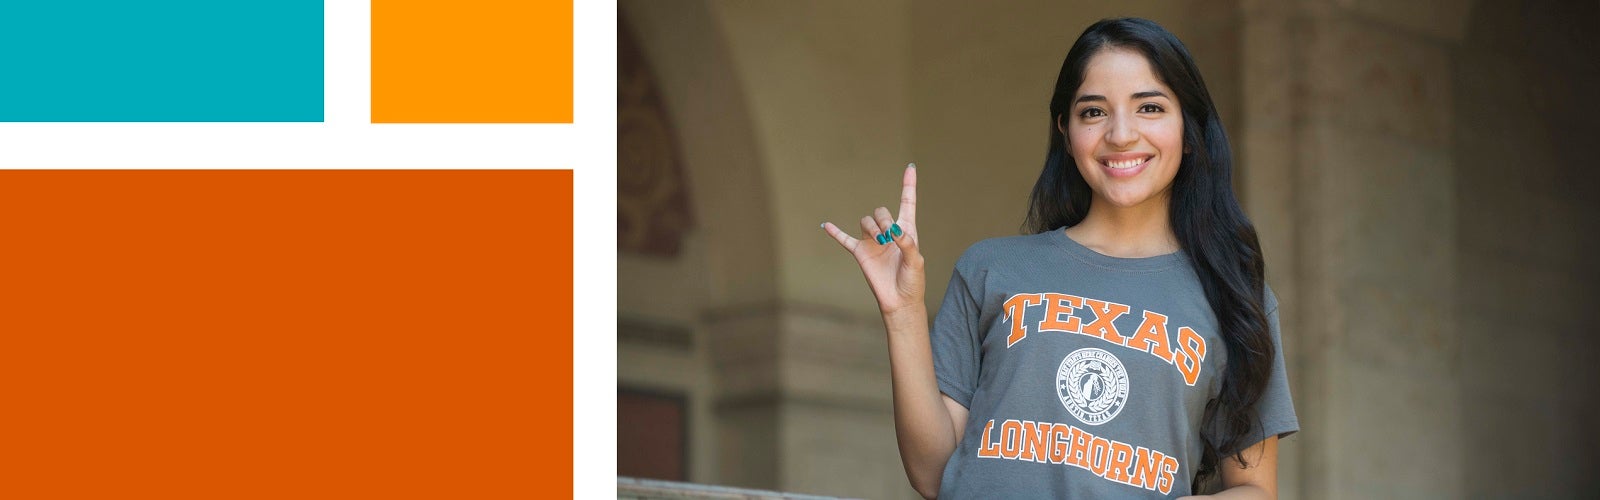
[372,1,573,123]
[0,171,573,498]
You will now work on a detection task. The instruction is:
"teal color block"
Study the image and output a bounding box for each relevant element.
[0,1,323,122]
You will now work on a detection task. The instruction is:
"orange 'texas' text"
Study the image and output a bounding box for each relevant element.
[1002,292,1208,386]
[976,418,1181,495]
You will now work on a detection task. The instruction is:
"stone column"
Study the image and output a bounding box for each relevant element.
[698,1,919,498]
[704,304,906,498]
[1239,1,1473,498]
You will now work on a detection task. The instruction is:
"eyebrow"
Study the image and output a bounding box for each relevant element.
[1074,90,1170,104]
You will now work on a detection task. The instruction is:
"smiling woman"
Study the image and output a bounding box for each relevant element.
[1059,48,1186,219]
[821,17,1297,499]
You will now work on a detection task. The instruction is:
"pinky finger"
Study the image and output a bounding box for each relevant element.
[821,222,859,253]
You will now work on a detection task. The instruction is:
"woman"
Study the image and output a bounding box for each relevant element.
[821,18,1298,499]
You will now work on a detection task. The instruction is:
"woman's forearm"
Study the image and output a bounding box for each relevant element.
[1181,484,1273,500]
[883,304,958,499]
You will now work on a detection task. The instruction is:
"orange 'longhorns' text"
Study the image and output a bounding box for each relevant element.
[975,417,1181,495]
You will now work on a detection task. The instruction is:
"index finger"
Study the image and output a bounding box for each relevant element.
[898,163,917,224]
[821,222,860,253]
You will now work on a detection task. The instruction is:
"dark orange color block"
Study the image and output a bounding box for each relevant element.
[0,171,573,498]
[372,0,573,123]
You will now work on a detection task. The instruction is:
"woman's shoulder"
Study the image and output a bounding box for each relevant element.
[952,232,1057,271]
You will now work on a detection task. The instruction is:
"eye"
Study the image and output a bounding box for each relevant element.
[1078,107,1106,119]
[1139,103,1165,113]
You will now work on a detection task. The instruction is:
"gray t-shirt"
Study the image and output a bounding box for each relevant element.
[932,229,1298,499]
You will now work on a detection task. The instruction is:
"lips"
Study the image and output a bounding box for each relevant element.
[1098,155,1153,178]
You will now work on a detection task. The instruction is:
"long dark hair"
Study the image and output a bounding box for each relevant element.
[1023,18,1272,492]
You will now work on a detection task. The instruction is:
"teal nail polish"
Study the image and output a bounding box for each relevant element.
[890,223,903,237]
[876,234,888,245]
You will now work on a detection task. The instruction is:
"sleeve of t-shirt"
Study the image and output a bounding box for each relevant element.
[1202,287,1300,450]
[1254,288,1300,443]
[931,260,983,410]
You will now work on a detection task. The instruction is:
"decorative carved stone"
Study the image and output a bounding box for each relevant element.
[619,20,694,257]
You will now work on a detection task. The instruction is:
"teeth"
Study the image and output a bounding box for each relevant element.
[1106,158,1148,169]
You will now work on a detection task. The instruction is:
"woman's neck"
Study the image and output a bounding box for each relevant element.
[1064,195,1180,258]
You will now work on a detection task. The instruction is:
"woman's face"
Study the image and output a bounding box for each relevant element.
[1059,47,1184,212]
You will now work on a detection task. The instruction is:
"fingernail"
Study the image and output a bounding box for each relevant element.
[890,223,903,237]
[820,223,826,229]
[876,234,888,245]
[907,162,917,169]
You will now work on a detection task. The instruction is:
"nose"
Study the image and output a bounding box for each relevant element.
[1105,112,1138,149]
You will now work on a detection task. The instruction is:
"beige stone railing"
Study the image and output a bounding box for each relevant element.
[617,477,857,500]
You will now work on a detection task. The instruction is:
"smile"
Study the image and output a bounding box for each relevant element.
[1103,157,1150,169]
[1098,155,1153,178]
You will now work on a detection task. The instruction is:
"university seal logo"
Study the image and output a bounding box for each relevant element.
[1056,348,1130,426]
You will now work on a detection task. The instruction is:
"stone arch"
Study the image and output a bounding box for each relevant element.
[619,0,784,489]
[620,1,778,309]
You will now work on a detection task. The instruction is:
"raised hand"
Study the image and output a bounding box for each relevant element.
[822,163,925,316]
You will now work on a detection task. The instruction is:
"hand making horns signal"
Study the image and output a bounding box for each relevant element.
[821,163,926,317]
